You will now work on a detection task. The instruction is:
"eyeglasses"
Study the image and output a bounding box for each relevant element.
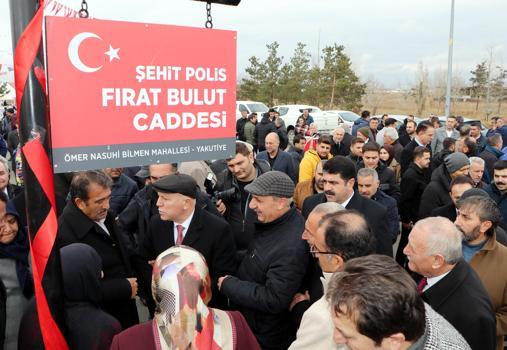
[309,245,339,257]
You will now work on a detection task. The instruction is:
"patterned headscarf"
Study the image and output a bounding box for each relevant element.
[151,246,234,350]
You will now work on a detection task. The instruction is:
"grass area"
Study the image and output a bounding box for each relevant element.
[362,92,506,126]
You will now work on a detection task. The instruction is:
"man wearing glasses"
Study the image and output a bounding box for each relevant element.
[289,210,376,349]
[302,156,392,257]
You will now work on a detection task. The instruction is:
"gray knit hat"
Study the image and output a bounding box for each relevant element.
[245,171,294,198]
[444,152,469,173]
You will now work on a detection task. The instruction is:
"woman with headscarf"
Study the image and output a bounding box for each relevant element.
[18,243,121,350]
[382,144,401,184]
[110,246,260,350]
[0,200,33,350]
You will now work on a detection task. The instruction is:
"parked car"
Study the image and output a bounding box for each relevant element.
[323,110,361,133]
[236,100,269,120]
[272,105,325,140]
[274,105,360,140]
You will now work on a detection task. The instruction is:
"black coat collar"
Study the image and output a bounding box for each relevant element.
[162,205,204,247]
[61,201,115,240]
[422,259,468,310]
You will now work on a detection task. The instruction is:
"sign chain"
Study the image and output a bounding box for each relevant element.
[79,0,89,18]
[205,2,213,29]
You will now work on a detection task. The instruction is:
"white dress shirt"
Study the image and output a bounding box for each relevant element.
[339,191,355,208]
[173,210,195,244]
[424,270,452,292]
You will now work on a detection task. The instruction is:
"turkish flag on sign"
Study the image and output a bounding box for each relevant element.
[45,16,236,149]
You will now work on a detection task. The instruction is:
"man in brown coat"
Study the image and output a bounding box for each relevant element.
[294,160,326,210]
[455,195,507,350]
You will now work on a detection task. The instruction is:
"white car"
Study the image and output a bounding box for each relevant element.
[322,110,361,133]
[273,105,359,140]
[273,104,319,138]
[236,101,269,120]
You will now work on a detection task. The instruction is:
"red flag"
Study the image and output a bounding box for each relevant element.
[13,0,68,349]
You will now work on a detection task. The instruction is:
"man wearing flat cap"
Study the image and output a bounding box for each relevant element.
[218,171,309,350]
[135,173,237,311]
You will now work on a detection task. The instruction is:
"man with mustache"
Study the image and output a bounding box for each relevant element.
[455,195,507,349]
[485,160,507,229]
[302,156,392,256]
[58,170,139,329]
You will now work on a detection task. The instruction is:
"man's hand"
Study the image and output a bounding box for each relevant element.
[218,275,230,290]
[289,291,310,311]
[216,199,227,216]
[127,277,138,299]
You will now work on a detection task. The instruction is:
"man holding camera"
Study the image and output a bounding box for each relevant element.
[215,141,270,259]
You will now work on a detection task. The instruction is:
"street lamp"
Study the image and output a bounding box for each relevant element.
[445,0,455,117]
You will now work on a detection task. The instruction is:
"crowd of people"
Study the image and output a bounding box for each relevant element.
[1,102,507,349]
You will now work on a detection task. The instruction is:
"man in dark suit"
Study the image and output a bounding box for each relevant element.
[58,170,139,329]
[398,118,417,147]
[136,173,236,310]
[397,146,431,265]
[302,156,392,256]
[330,126,352,157]
[400,121,435,174]
[403,217,496,350]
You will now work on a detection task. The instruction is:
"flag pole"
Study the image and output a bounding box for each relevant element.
[8,0,68,348]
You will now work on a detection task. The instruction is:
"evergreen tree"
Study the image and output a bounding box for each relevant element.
[238,42,365,110]
[321,44,365,110]
[470,61,489,111]
[238,56,265,101]
[283,42,311,104]
[258,42,283,106]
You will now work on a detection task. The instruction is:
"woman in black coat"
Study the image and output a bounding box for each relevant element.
[18,243,122,350]
[0,202,33,350]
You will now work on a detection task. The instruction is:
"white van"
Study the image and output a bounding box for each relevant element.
[236,101,269,120]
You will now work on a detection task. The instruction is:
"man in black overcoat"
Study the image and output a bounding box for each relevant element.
[58,170,139,329]
[135,173,237,310]
[404,217,496,350]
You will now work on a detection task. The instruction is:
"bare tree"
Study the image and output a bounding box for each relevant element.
[411,62,429,117]
[362,77,385,115]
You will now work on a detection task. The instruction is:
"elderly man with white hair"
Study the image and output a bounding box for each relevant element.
[383,127,404,163]
[330,127,352,157]
[403,217,496,350]
[375,117,397,146]
[469,156,486,188]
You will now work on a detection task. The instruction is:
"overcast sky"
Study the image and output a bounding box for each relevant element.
[1,0,506,88]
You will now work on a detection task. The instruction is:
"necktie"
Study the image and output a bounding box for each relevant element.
[176,224,184,245]
[417,277,427,294]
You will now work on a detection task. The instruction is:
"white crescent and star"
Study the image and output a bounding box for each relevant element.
[68,32,120,73]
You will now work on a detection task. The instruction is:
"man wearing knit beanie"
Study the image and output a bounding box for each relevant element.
[357,127,370,142]
[444,152,470,177]
[419,152,470,218]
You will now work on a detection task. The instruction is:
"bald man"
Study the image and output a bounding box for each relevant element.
[256,132,297,182]
[404,217,495,350]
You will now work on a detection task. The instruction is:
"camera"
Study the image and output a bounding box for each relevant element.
[204,172,241,205]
